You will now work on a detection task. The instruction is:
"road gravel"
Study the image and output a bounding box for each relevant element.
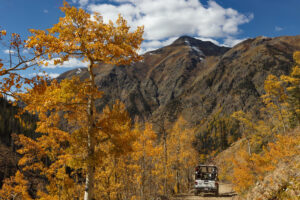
[172,184,238,200]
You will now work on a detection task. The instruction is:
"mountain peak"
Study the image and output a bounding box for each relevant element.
[57,35,300,130]
[171,36,230,56]
[172,35,202,46]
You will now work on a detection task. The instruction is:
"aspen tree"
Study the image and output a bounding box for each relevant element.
[0,78,137,199]
[167,116,197,194]
[129,123,162,200]
[25,2,143,199]
[93,101,135,200]
[230,52,300,195]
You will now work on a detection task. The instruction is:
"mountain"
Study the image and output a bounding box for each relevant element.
[58,35,300,128]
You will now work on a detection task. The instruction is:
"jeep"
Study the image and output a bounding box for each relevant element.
[194,165,219,196]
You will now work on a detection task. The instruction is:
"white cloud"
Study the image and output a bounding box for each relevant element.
[87,0,253,52]
[223,37,247,47]
[43,9,49,13]
[275,26,283,32]
[3,49,15,54]
[29,72,47,77]
[29,72,60,79]
[195,37,221,46]
[140,37,177,54]
[42,58,89,68]
[48,73,60,78]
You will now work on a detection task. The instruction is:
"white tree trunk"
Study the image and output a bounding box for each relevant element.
[84,62,96,200]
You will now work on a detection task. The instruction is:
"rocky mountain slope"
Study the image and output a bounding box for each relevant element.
[58,35,300,127]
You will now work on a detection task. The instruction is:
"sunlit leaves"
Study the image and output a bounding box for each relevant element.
[167,116,198,194]
[230,51,300,195]
[0,171,32,200]
[26,2,144,67]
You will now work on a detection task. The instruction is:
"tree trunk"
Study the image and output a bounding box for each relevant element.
[163,128,168,196]
[175,145,180,194]
[84,62,96,200]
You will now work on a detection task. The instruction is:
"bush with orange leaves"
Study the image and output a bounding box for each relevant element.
[232,132,300,195]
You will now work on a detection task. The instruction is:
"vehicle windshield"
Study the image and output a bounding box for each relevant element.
[195,166,218,180]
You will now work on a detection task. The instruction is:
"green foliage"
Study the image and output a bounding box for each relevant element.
[0,97,36,146]
[195,109,241,161]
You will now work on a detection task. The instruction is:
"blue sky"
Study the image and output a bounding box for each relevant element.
[0,0,299,78]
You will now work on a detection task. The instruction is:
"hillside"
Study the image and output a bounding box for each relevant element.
[58,35,300,128]
[0,98,36,186]
[1,35,300,197]
[214,127,300,200]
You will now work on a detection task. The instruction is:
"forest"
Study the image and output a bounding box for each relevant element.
[0,1,299,200]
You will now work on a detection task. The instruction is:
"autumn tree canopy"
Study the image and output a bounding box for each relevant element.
[229,51,300,195]
[0,1,144,200]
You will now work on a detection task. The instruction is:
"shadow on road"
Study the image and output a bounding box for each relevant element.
[202,191,237,198]
[173,191,237,199]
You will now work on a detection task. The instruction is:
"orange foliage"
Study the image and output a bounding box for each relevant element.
[0,171,32,200]
[19,1,143,199]
[232,133,300,194]
[231,51,300,195]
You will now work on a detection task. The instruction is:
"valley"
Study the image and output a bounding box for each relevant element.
[0,2,299,198]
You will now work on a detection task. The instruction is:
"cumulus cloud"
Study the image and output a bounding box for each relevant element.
[42,58,89,69]
[223,37,247,47]
[29,72,60,79]
[87,0,253,52]
[195,37,221,46]
[140,37,178,53]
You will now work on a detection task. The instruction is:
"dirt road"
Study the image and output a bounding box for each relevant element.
[172,183,238,200]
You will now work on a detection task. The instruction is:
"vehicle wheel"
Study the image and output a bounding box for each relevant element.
[215,191,218,196]
[215,187,219,196]
[194,190,198,196]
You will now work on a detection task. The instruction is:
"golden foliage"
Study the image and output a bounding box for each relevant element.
[230,52,300,195]
[26,1,144,67]
[17,2,143,199]
[0,171,32,200]
[167,116,198,194]
[0,76,138,199]
[232,133,300,194]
